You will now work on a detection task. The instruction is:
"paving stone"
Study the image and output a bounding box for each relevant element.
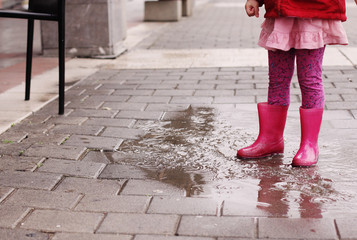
[0,142,32,156]
[0,206,30,228]
[0,186,14,203]
[138,84,177,90]
[0,130,28,143]
[147,197,217,215]
[0,228,49,240]
[0,171,62,190]
[49,124,104,136]
[21,210,104,233]
[214,96,255,104]
[9,122,54,134]
[217,83,254,90]
[101,102,147,111]
[66,99,104,109]
[113,89,154,96]
[171,97,213,104]
[99,83,138,90]
[24,145,86,160]
[222,200,270,217]
[100,127,146,139]
[52,233,132,240]
[69,109,118,118]
[177,216,255,238]
[55,177,123,195]
[38,159,106,178]
[64,135,123,151]
[75,195,150,213]
[120,179,184,196]
[116,111,163,120]
[177,84,215,90]
[146,103,191,112]
[81,151,111,164]
[0,155,43,172]
[329,120,357,129]
[154,90,195,96]
[335,218,357,240]
[134,236,215,240]
[99,164,147,179]
[194,90,234,96]
[97,213,179,235]
[4,189,80,209]
[258,218,337,239]
[162,111,191,121]
[128,96,171,103]
[85,95,130,102]
[84,118,134,128]
[22,132,69,146]
[47,116,88,125]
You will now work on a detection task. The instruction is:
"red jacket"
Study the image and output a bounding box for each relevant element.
[258,0,347,21]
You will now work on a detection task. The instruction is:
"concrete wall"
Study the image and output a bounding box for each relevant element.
[41,0,127,58]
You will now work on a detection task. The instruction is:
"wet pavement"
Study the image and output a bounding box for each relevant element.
[1,0,357,239]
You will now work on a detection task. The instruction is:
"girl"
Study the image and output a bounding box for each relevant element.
[237,0,356,167]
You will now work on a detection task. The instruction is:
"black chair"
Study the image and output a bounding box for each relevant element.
[0,0,66,114]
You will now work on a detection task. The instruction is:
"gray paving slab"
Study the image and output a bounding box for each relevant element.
[63,135,123,151]
[0,206,31,228]
[0,155,43,172]
[52,233,132,240]
[115,110,163,120]
[48,124,104,136]
[101,102,147,111]
[46,116,88,125]
[68,109,118,118]
[100,127,146,140]
[75,195,151,213]
[99,164,147,179]
[21,210,104,233]
[97,213,180,235]
[258,218,337,239]
[55,177,123,195]
[38,159,106,178]
[81,151,111,164]
[177,216,255,238]
[83,118,135,128]
[145,103,191,112]
[0,186,14,203]
[0,228,49,240]
[3,189,81,210]
[147,197,218,215]
[24,145,86,160]
[0,171,62,190]
[120,179,184,196]
[134,236,215,240]
[335,218,357,240]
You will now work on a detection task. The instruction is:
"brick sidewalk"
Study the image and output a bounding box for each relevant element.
[1,65,357,239]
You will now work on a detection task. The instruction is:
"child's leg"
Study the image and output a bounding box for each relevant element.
[268,49,296,106]
[296,47,326,109]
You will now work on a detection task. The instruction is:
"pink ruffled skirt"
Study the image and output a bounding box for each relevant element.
[259,17,348,51]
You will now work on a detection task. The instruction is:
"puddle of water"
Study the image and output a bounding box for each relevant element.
[107,106,357,218]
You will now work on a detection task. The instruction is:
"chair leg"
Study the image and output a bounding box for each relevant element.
[25,19,34,101]
[58,16,65,115]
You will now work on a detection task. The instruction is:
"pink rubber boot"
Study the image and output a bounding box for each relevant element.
[292,107,323,167]
[237,102,289,159]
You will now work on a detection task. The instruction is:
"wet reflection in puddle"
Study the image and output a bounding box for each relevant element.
[107,107,357,218]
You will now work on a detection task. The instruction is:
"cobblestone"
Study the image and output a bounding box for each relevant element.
[97,213,179,235]
[120,179,184,196]
[21,210,104,233]
[75,195,151,213]
[177,216,255,238]
[0,206,30,228]
[0,228,49,240]
[52,233,133,240]
[0,171,62,190]
[3,189,80,210]
[38,159,106,178]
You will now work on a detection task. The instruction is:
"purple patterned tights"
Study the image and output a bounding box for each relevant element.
[268,47,326,109]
